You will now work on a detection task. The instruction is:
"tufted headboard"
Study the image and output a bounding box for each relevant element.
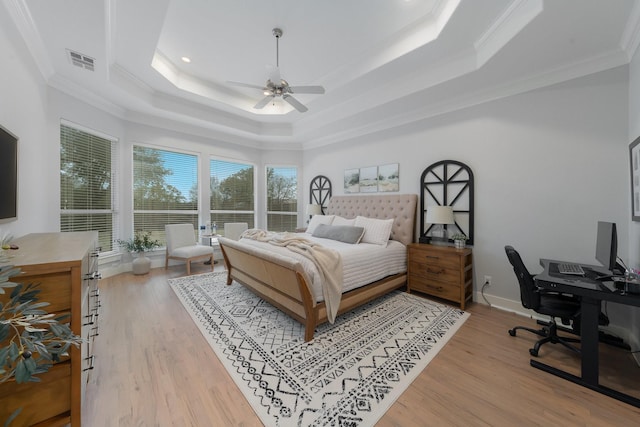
[325,194,418,246]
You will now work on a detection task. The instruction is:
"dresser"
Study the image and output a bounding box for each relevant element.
[0,232,100,426]
[407,243,473,309]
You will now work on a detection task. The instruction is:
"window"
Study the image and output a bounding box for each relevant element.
[266,166,298,232]
[60,123,117,252]
[210,159,255,235]
[133,146,198,245]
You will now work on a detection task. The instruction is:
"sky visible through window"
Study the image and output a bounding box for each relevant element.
[161,151,197,199]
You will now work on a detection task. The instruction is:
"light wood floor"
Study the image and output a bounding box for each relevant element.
[83,264,640,426]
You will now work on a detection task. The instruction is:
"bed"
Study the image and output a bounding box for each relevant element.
[218,194,418,341]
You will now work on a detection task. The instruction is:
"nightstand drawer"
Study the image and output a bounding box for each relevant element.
[408,275,461,301]
[408,260,460,284]
[410,249,461,270]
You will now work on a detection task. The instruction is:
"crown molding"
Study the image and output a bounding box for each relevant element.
[620,0,640,61]
[474,0,543,67]
[4,0,55,80]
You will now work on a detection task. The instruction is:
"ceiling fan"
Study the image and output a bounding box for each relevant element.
[228,28,325,113]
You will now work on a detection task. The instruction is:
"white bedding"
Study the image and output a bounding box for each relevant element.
[238,233,407,302]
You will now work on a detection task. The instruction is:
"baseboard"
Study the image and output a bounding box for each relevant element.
[474,290,640,367]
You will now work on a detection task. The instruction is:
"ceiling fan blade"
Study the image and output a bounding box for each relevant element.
[283,94,308,112]
[254,95,274,109]
[227,81,265,90]
[288,85,325,94]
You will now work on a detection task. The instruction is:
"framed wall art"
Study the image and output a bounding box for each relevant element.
[378,163,399,192]
[359,166,378,193]
[344,168,360,193]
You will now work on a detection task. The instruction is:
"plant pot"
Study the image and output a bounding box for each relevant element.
[454,240,465,249]
[132,252,151,275]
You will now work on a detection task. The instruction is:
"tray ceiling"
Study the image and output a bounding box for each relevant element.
[5,0,640,149]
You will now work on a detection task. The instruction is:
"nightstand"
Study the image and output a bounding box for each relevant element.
[407,243,473,309]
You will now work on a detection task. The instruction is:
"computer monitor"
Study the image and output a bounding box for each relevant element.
[595,221,622,275]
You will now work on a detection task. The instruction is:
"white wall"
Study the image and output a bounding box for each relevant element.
[627,45,640,353]
[304,67,630,312]
[0,10,50,238]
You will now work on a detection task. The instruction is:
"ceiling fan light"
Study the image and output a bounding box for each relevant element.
[263,90,271,96]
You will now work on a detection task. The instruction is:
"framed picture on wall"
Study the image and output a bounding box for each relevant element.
[344,168,360,193]
[630,136,640,221]
[359,166,378,193]
[378,163,399,192]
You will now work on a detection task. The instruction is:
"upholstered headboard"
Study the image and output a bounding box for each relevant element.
[325,194,418,246]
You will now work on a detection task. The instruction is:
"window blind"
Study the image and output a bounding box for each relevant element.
[210,159,255,234]
[60,123,118,252]
[133,146,198,244]
[266,166,298,232]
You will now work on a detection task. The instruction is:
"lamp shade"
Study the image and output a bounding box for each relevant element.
[426,205,454,224]
[306,204,322,216]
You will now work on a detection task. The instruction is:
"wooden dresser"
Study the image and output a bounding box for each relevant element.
[0,232,100,426]
[407,243,473,309]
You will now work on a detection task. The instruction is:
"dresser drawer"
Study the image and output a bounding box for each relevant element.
[410,248,461,270]
[409,275,461,302]
[408,260,460,284]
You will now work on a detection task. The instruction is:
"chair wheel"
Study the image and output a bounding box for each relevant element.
[508,329,516,336]
[529,348,538,357]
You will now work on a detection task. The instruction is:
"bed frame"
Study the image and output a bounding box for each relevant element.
[218,194,418,341]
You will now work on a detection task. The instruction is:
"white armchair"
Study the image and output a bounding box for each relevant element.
[165,224,213,275]
[224,222,248,241]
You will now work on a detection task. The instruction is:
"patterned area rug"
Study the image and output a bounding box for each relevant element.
[169,272,469,426]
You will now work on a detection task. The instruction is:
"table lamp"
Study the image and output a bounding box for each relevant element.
[426,205,454,245]
[306,203,322,219]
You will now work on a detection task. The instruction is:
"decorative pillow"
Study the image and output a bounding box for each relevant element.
[312,224,365,244]
[306,215,334,234]
[354,216,394,245]
[332,216,356,226]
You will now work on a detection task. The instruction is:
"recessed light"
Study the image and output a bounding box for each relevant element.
[181,56,191,63]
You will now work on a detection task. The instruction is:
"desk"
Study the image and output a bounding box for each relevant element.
[535,259,640,408]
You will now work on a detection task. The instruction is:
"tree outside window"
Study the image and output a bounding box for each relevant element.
[133,146,198,245]
[60,124,117,252]
[210,159,255,235]
[267,166,297,232]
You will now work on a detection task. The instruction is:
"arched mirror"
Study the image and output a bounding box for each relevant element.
[310,175,332,214]
[420,160,474,245]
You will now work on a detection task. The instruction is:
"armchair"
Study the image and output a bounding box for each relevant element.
[165,224,213,275]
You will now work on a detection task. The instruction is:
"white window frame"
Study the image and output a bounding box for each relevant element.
[60,119,119,255]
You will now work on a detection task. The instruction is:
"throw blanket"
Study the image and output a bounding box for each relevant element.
[240,229,344,323]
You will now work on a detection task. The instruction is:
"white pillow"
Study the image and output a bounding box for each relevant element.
[306,215,334,234]
[354,216,394,245]
[332,216,356,226]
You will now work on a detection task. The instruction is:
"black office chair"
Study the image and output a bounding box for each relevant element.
[504,245,582,357]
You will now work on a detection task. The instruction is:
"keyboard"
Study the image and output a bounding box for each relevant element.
[557,263,585,276]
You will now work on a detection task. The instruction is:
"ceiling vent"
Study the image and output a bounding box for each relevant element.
[67,49,95,71]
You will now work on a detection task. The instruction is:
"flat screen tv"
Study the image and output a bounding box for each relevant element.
[0,125,18,222]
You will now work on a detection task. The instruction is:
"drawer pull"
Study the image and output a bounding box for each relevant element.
[83,355,95,371]
[425,255,440,260]
[427,284,444,292]
[426,268,444,275]
[84,272,101,280]
[83,313,96,326]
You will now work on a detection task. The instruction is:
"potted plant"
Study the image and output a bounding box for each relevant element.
[0,260,83,425]
[116,231,160,275]
[451,233,467,249]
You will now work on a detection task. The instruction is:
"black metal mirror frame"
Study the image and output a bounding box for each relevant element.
[419,160,474,245]
[310,175,332,214]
